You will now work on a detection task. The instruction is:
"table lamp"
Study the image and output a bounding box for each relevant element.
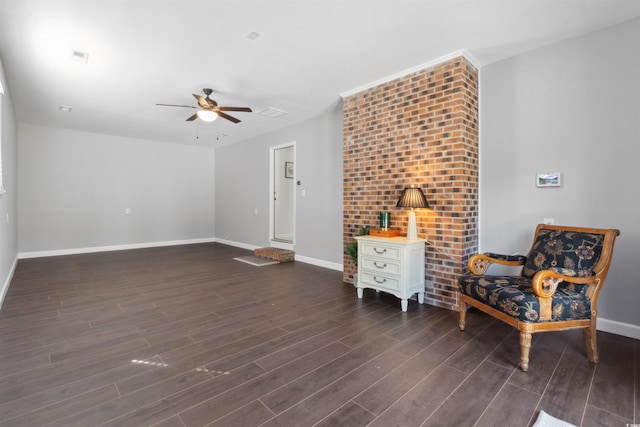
[396,185,429,240]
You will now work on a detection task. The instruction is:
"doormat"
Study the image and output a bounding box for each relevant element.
[233,255,280,267]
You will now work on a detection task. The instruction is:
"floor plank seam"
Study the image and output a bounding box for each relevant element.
[439,344,505,425]
[579,359,599,427]
[531,341,568,424]
[473,363,520,425]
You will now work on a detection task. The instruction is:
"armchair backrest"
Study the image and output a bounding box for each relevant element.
[521,225,620,279]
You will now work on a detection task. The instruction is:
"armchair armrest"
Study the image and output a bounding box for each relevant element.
[531,269,599,321]
[468,253,527,274]
[531,268,597,298]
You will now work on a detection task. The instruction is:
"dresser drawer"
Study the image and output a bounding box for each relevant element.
[360,272,400,291]
[360,257,401,276]
[360,243,400,261]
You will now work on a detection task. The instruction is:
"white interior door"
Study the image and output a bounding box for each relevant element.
[270,143,295,249]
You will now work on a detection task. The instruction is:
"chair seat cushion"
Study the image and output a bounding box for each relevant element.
[458,275,591,322]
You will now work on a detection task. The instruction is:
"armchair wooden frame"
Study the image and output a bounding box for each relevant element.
[458,224,620,372]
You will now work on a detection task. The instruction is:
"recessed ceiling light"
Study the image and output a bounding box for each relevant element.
[70,49,89,64]
[246,31,261,40]
[59,105,72,112]
[258,107,288,118]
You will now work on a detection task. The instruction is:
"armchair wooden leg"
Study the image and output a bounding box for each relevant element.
[459,300,467,331]
[519,332,532,372]
[583,322,599,363]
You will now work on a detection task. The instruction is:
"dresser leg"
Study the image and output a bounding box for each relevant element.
[417,292,424,304]
[357,288,363,299]
[401,299,408,312]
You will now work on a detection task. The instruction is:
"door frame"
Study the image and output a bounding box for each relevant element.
[269,141,296,250]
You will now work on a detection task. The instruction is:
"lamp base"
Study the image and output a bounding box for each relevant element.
[407,210,418,240]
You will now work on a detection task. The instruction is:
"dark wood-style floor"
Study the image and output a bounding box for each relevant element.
[0,243,637,427]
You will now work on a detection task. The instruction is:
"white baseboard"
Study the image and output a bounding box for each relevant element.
[597,317,640,340]
[293,254,342,272]
[17,237,343,274]
[0,255,18,310]
[213,238,342,272]
[18,238,217,259]
[213,238,260,252]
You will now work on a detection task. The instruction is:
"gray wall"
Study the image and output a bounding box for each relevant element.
[480,18,640,330]
[0,56,18,305]
[215,105,344,267]
[18,124,216,254]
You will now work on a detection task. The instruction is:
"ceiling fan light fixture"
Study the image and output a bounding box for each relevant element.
[158,88,250,124]
[197,110,218,122]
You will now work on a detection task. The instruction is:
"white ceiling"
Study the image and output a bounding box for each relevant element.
[1,0,639,147]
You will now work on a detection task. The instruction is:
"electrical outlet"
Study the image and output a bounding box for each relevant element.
[125,208,132,215]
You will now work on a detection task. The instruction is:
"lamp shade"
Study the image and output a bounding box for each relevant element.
[396,186,429,209]
[396,186,429,240]
[197,110,218,122]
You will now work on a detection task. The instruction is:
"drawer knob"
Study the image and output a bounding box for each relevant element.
[373,276,387,284]
[373,248,387,255]
[374,262,387,269]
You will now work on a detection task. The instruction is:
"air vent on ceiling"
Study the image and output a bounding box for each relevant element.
[71,49,89,64]
[258,107,288,118]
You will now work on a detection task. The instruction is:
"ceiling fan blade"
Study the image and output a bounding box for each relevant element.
[186,113,199,121]
[193,94,210,110]
[217,111,241,123]
[156,103,197,109]
[217,106,252,112]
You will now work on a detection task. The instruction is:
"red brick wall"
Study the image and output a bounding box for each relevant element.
[343,56,479,310]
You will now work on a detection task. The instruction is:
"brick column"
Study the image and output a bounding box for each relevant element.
[343,56,479,310]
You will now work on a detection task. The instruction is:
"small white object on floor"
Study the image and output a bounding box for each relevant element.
[233,256,279,267]
[533,410,577,427]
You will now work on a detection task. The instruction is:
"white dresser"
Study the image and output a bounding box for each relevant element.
[355,235,426,312]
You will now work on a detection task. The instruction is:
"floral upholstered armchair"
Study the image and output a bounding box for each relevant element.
[458,224,620,371]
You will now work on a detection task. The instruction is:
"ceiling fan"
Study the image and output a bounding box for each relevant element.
[156,88,252,123]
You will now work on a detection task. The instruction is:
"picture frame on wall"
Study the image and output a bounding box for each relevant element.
[285,161,294,179]
[536,172,561,187]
